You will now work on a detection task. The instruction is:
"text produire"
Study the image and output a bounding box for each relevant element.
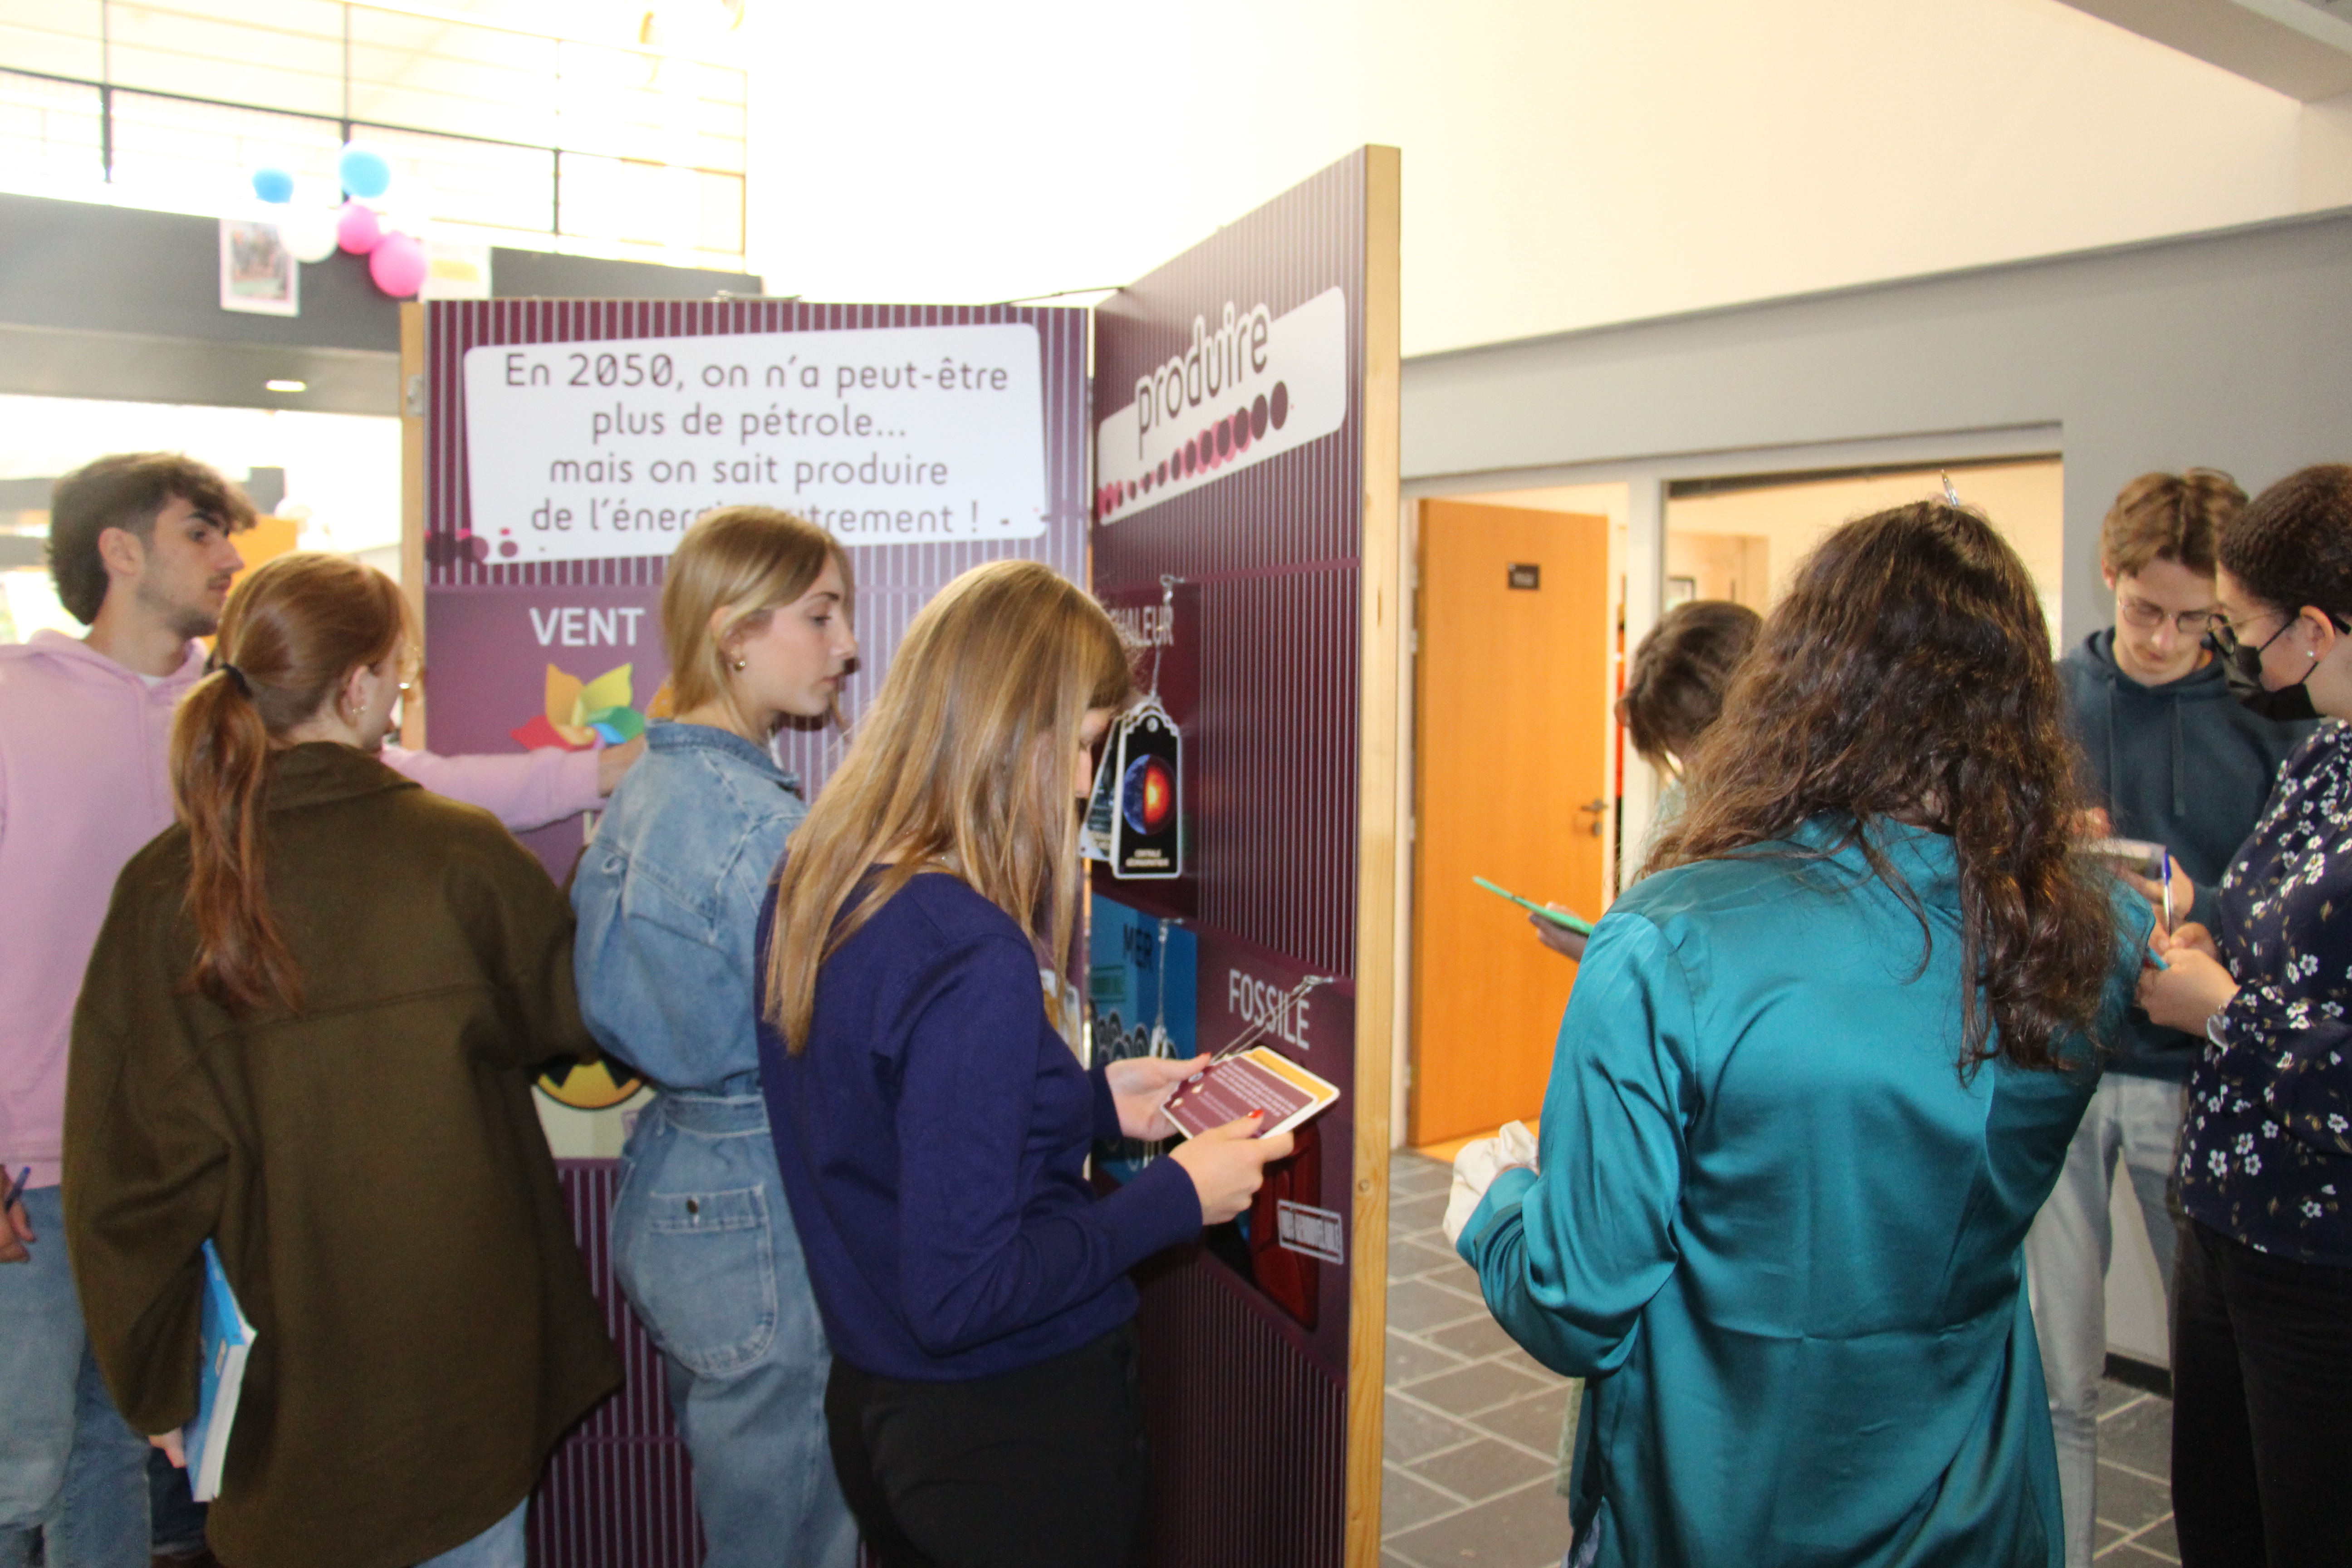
[1095,288,1349,527]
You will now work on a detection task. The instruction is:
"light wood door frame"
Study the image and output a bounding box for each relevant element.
[1345,142,1401,1568]
[399,302,426,748]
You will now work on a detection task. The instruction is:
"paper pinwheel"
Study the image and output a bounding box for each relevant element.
[510,662,645,751]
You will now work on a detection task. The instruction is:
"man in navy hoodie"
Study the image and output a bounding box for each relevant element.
[2028,469,2313,1568]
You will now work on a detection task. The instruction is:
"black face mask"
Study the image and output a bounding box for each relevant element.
[2220,627,2322,722]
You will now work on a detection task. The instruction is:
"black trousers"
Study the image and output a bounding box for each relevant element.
[2171,1218,2352,1568]
[825,1324,1150,1568]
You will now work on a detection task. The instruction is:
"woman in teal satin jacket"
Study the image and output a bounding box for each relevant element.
[1457,503,2150,1568]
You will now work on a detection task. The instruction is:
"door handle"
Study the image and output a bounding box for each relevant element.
[1575,797,1606,838]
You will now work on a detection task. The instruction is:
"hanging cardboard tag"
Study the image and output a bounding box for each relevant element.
[1109,697,1182,879]
[1080,739,1117,863]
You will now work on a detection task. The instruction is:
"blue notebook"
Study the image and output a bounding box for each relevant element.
[183,1240,256,1503]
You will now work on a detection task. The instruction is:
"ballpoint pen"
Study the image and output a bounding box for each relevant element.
[2160,848,2176,934]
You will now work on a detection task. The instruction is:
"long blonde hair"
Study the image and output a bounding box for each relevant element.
[172,553,413,1016]
[764,560,1133,1051]
[662,506,853,735]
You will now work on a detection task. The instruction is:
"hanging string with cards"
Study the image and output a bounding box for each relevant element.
[1149,916,1176,1058]
[1210,975,1334,1063]
[1144,573,1176,700]
[1125,916,1185,1168]
[1157,973,1345,1144]
[1125,574,1181,758]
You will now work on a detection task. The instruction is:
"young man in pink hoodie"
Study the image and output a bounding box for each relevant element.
[0,452,639,1568]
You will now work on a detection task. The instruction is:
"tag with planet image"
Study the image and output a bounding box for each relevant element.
[1110,699,1182,880]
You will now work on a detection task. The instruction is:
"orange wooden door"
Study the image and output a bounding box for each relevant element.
[229,515,302,588]
[1411,500,1610,1146]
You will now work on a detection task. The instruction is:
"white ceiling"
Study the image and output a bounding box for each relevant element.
[2059,0,2352,98]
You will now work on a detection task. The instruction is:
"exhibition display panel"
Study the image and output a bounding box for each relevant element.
[402,146,1400,1568]
[1090,147,1400,1568]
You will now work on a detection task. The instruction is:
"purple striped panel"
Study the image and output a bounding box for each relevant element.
[534,1160,702,1568]
[423,299,1088,799]
[1093,152,1372,1568]
[432,305,1086,1561]
[1091,156,1368,978]
[1135,1254,1348,1567]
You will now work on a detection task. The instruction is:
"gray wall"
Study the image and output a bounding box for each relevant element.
[0,193,760,415]
[1402,207,2352,641]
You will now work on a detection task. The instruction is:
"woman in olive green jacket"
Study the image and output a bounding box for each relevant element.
[64,554,619,1568]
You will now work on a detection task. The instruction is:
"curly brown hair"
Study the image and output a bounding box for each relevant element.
[1649,501,2117,1077]
[2217,464,2352,624]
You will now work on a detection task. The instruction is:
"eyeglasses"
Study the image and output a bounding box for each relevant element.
[2118,596,2220,637]
[2208,611,2283,657]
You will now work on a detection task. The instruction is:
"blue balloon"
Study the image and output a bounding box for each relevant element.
[250,167,295,204]
[337,145,392,200]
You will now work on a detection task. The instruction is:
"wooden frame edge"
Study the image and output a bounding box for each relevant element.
[1403,499,1428,1149]
[399,302,427,749]
[1346,141,1403,1568]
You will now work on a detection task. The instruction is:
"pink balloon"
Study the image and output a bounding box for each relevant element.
[368,231,427,297]
[336,202,381,254]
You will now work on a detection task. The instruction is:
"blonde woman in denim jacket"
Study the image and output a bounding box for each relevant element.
[572,508,858,1568]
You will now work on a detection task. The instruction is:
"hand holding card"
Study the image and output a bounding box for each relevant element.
[1104,1053,1207,1139]
[1161,1047,1341,1141]
[1167,1114,1296,1224]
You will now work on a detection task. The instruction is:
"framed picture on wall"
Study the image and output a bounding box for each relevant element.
[220,220,298,317]
[1666,574,1698,608]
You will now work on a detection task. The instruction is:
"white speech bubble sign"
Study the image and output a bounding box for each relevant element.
[462,324,1047,563]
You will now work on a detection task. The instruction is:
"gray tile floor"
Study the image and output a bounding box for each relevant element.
[2093,1381,2180,1563]
[1381,1151,2180,1566]
[1382,1151,1576,1568]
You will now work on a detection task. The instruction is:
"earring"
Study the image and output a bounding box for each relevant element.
[732,657,748,671]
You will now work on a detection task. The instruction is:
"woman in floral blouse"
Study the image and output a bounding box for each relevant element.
[2141,463,2352,1568]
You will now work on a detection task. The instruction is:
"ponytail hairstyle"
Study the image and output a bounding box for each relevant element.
[764,560,1134,1052]
[662,506,854,737]
[171,552,413,1016]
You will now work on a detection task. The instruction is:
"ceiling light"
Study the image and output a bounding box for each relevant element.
[265,379,307,393]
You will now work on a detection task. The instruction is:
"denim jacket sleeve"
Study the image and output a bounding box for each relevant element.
[571,749,804,1090]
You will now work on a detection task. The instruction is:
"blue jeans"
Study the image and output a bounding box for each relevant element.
[2024,1073,2185,1568]
[613,1088,857,1568]
[416,1499,526,1568]
[0,1186,149,1568]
